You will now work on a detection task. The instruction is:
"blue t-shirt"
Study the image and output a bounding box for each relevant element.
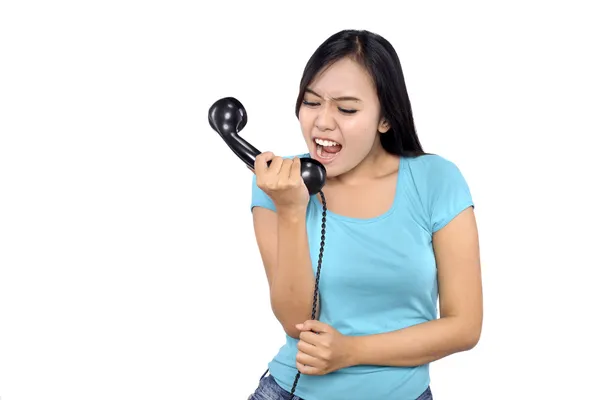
[250,153,474,400]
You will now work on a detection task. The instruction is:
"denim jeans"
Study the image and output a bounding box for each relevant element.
[247,370,433,400]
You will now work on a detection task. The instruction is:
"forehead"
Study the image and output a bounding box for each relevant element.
[308,57,376,99]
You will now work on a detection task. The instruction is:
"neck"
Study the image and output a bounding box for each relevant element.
[331,140,399,185]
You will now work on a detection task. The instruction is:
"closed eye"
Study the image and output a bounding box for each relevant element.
[302,100,357,114]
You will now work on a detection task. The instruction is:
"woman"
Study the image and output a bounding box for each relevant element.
[247,29,482,400]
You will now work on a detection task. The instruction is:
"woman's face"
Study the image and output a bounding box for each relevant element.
[298,57,389,178]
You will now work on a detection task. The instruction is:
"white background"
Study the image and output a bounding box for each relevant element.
[1,1,599,399]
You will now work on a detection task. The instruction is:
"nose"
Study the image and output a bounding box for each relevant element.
[315,104,336,132]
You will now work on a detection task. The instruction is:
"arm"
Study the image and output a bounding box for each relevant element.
[348,207,482,367]
[252,206,320,339]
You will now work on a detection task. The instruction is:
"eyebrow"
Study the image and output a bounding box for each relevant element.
[305,88,362,102]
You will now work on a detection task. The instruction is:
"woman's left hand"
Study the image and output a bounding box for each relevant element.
[294,320,356,375]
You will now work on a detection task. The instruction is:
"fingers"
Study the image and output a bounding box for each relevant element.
[298,320,330,334]
[298,330,322,347]
[297,337,318,356]
[268,156,284,176]
[290,157,302,183]
[296,351,324,374]
[254,151,274,176]
[278,158,295,184]
[255,153,304,192]
[296,360,321,376]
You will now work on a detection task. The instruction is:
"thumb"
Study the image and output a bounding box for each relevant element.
[296,320,329,333]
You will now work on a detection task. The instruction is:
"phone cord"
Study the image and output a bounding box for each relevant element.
[287,190,327,399]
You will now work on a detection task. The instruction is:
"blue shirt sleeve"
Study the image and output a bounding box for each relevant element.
[250,173,276,212]
[425,155,474,233]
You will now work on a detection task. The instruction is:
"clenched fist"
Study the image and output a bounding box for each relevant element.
[295,320,356,376]
[252,152,309,212]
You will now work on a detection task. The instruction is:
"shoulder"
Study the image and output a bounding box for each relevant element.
[404,153,471,193]
[403,153,474,233]
[406,153,464,180]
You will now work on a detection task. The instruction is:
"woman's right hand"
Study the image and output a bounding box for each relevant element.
[253,152,309,213]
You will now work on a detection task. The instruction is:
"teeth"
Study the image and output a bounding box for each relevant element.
[315,138,340,147]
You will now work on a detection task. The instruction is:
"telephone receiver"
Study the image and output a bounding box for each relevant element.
[207,97,327,196]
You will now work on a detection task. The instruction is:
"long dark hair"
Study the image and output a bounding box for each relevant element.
[295,29,425,157]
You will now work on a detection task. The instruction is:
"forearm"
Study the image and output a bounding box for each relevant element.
[348,316,480,367]
[270,208,320,338]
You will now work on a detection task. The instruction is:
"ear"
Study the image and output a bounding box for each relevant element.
[378,118,390,134]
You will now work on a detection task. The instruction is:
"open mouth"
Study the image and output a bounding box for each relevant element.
[314,138,342,164]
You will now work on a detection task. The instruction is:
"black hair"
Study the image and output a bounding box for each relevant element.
[295,29,425,157]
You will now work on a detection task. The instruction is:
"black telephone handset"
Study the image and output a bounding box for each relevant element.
[207,96,327,196]
[207,96,327,399]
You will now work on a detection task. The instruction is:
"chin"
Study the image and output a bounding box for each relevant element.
[321,162,345,179]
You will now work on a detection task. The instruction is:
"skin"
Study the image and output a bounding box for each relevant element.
[251,56,482,376]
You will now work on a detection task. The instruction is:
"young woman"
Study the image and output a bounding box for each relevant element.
[247,29,482,400]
